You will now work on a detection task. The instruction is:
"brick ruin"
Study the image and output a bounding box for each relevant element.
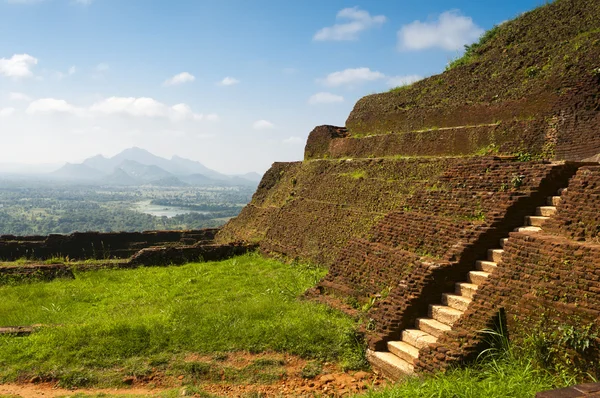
[216,0,600,379]
[0,229,253,275]
[0,229,218,261]
[1,0,599,382]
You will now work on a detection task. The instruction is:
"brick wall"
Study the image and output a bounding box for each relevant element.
[218,157,576,267]
[0,229,217,261]
[316,161,579,347]
[414,166,600,376]
[217,157,459,265]
[545,166,600,241]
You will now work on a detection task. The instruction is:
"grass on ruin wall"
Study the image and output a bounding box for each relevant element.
[0,253,367,388]
[345,0,600,137]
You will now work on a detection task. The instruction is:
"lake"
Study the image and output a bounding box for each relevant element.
[133,201,212,218]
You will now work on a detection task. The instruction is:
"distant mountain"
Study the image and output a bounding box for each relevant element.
[102,168,141,186]
[150,176,188,187]
[170,155,228,180]
[50,147,262,187]
[117,160,173,182]
[82,155,115,174]
[51,163,105,181]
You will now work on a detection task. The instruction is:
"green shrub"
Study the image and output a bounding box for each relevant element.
[447,25,501,71]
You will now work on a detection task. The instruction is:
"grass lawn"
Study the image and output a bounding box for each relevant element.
[0,253,366,387]
[360,356,571,398]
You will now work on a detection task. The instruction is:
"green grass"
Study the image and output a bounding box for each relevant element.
[446,25,501,71]
[340,170,367,179]
[359,350,574,398]
[0,253,366,387]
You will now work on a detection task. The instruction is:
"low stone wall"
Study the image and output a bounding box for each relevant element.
[0,264,74,284]
[0,229,218,261]
[129,243,257,267]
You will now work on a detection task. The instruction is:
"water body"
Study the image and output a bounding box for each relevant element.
[134,201,211,218]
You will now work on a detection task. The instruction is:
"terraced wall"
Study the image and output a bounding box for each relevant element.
[415,166,600,377]
[313,161,579,346]
[307,0,600,162]
[217,157,460,265]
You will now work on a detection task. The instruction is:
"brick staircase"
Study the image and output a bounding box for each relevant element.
[367,189,565,380]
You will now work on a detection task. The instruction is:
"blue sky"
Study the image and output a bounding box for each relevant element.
[0,0,546,174]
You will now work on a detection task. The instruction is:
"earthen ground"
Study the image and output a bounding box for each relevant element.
[0,352,388,397]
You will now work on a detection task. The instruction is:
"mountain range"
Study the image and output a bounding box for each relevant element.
[49,147,262,187]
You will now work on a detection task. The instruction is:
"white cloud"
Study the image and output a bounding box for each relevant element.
[73,0,93,5]
[253,120,274,130]
[163,72,195,86]
[314,7,386,41]
[283,136,303,145]
[170,103,202,121]
[398,10,484,51]
[0,107,16,118]
[386,75,424,87]
[91,97,166,117]
[24,96,215,123]
[27,98,83,115]
[218,77,240,86]
[68,66,76,75]
[320,67,385,87]
[308,92,344,105]
[0,54,38,78]
[9,92,31,101]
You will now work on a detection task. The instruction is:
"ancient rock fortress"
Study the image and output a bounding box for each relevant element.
[1,0,598,380]
[216,0,600,378]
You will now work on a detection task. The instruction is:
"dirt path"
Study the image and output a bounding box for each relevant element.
[0,383,161,397]
[0,371,385,397]
[0,352,388,397]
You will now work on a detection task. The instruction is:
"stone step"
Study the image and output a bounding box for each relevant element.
[526,216,550,227]
[476,260,498,273]
[499,238,509,248]
[536,206,557,217]
[515,226,542,233]
[388,340,420,363]
[415,318,452,338]
[429,305,463,326]
[456,282,478,299]
[468,270,489,285]
[367,349,414,380]
[442,293,472,311]
[548,196,562,206]
[401,329,437,349]
[488,249,504,263]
